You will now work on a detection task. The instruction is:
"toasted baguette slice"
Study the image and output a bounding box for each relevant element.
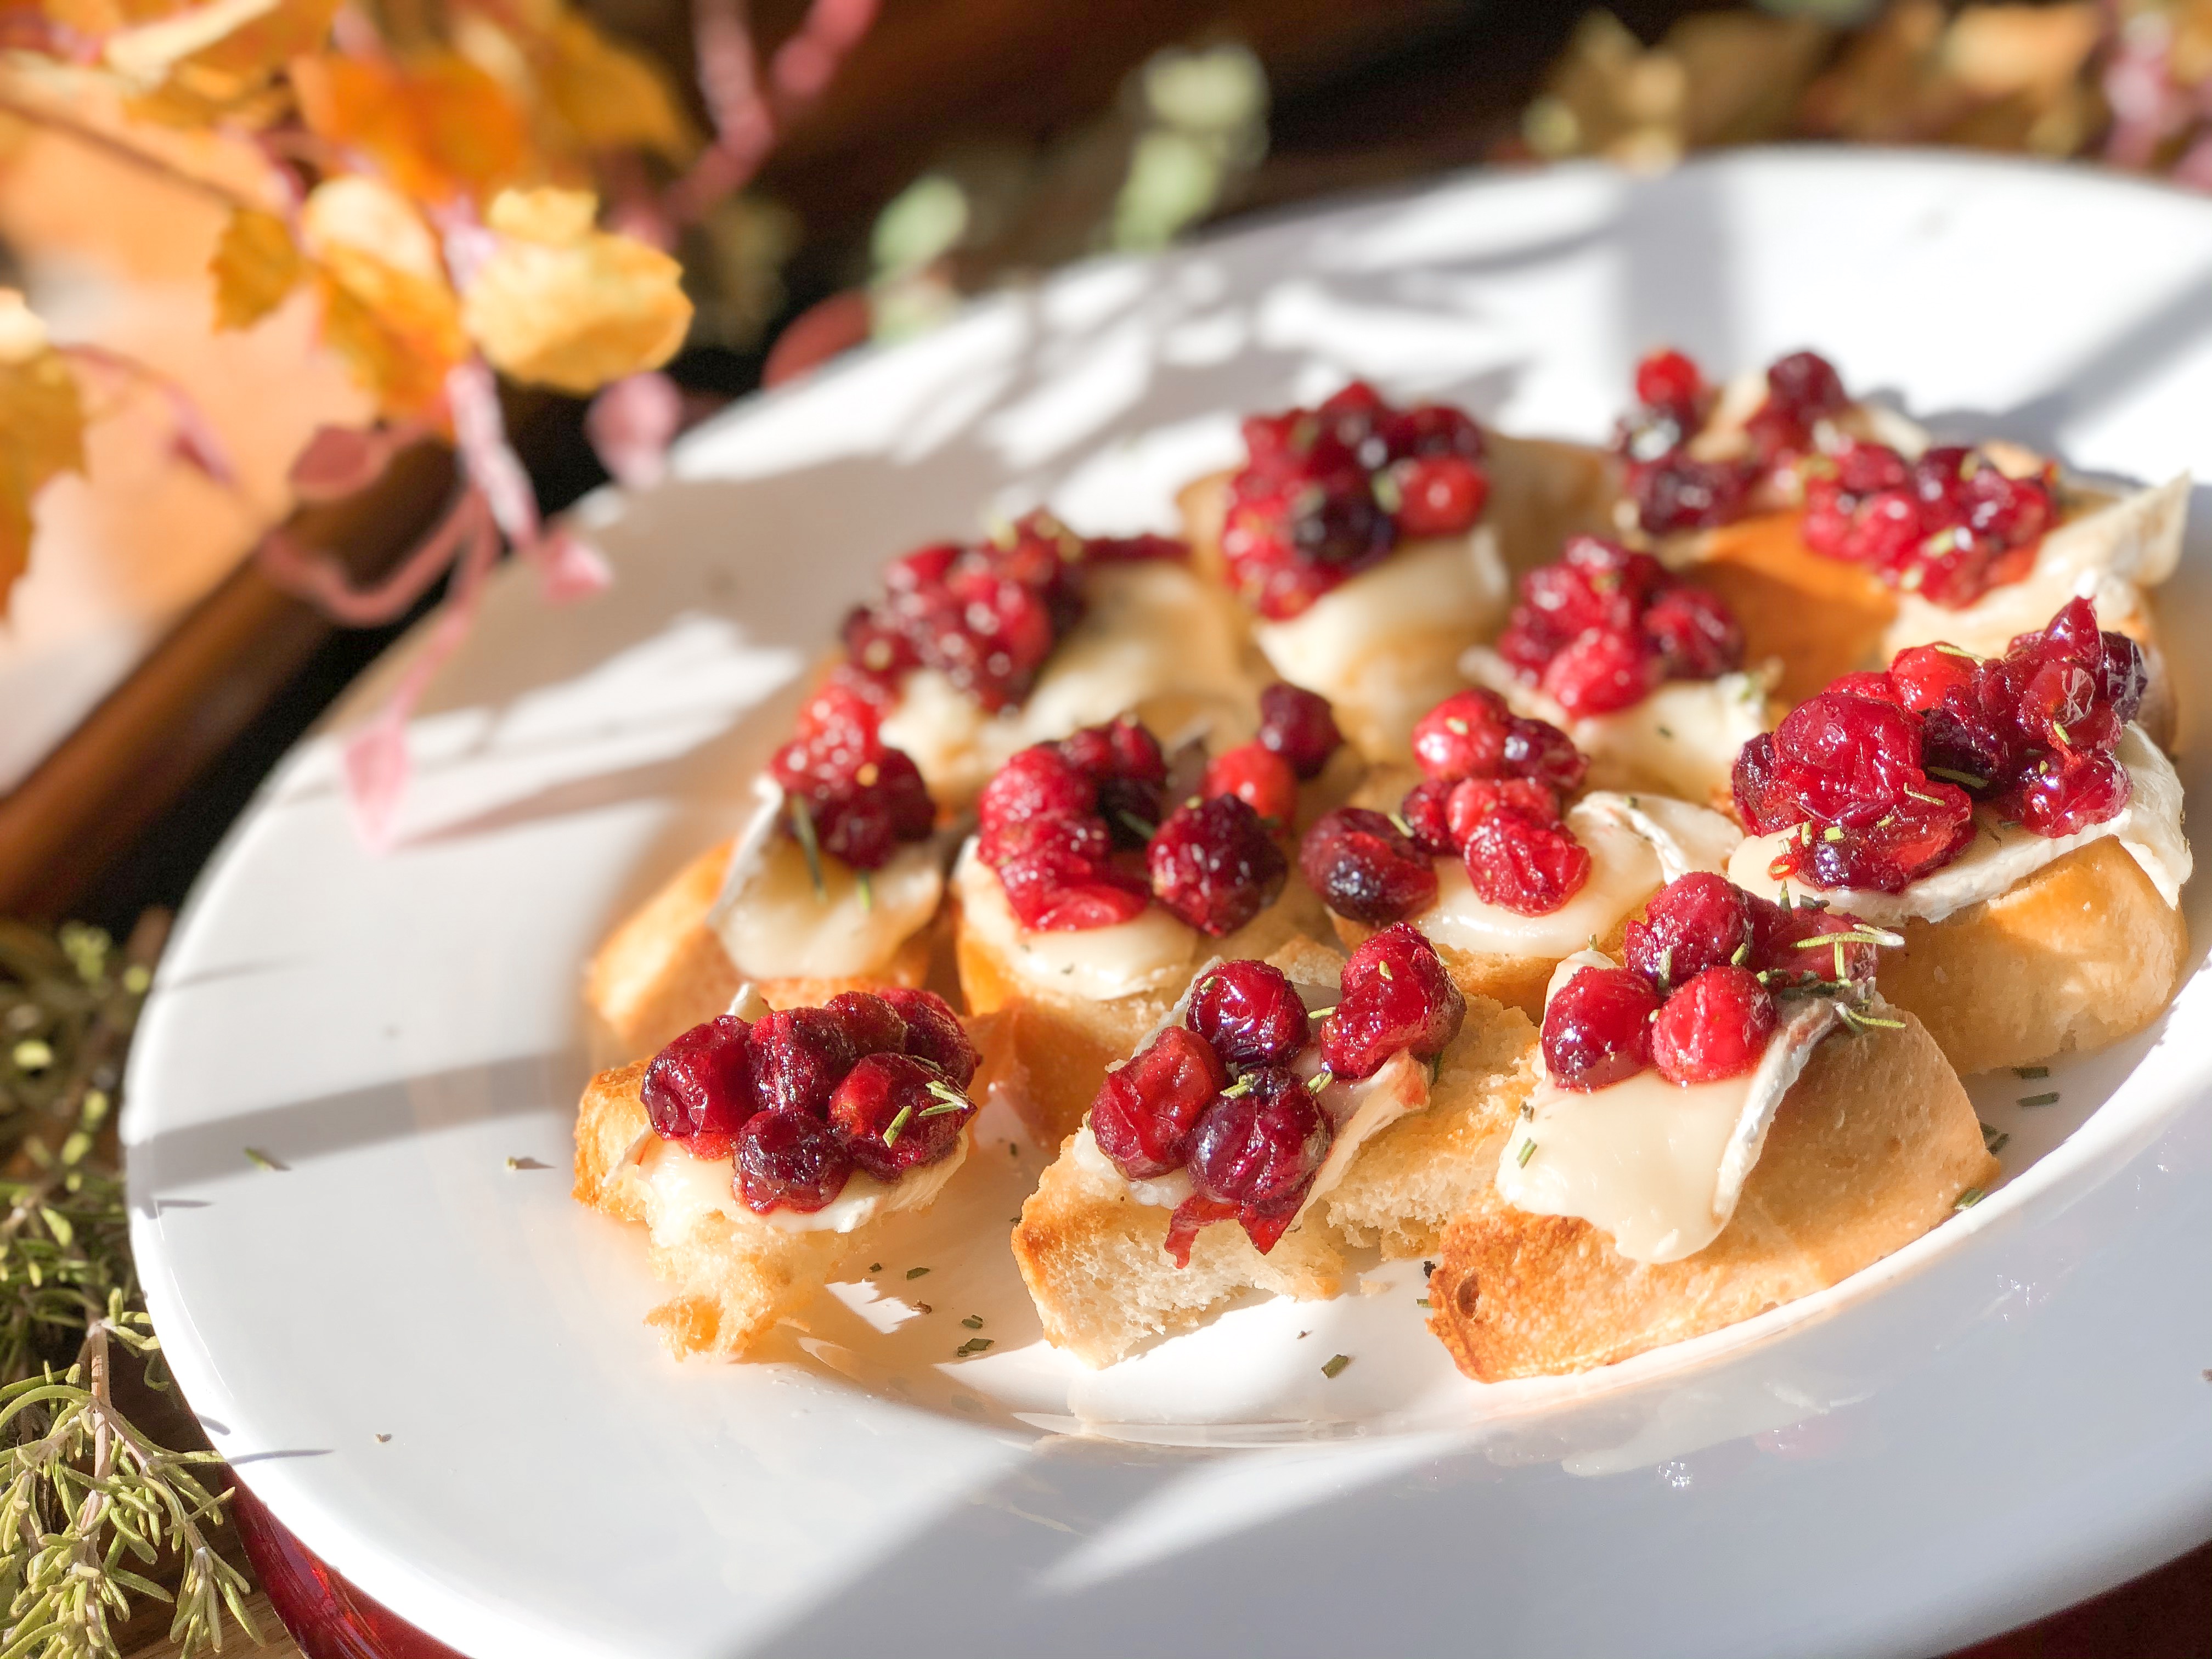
[573,1059,967,1359]
[1011,940,1539,1369]
[585,840,934,1057]
[1678,511,1899,707]
[1424,1010,1995,1381]
[1875,836,2188,1076]
[961,878,1331,1146]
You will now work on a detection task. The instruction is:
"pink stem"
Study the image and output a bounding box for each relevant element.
[256,487,484,628]
[58,343,242,487]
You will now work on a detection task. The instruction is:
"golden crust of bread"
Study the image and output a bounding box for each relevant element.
[585,840,933,1058]
[1010,946,1539,1369]
[1876,835,2188,1076]
[572,1060,856,1359]
[960,878,1333,1146]
[1425,1010,1995,1381]
[1684,511,1899,707]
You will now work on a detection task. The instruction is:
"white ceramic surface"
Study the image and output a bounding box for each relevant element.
[126,151,2212,1659]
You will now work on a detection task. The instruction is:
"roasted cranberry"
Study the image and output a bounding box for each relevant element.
[1382,400,1486,462]
[1028,878,1155,930]
[977,745,1094,834]
[1803,440,2054,608]
[771,738,934,871]
[642,1015,757,1151]
[1397,779,1460,857]
[1060,718,1167,845]
[1643,585,1744,681]
[747,1007,856,1119]
[1091,1025,1230,1179]
[1391,454,1489,535]
[1631,455,1750,534]
[734,1109,854,1214]
[1651,966,1776,1085]
[1204,742,1298,826]
[1463,808,1592,916]
[1623,873,1756,992]
[1300,807,1438,924]
[1503,716,1590,794]
[983,812,1115,924]
[1634,348,1705,419]
[2003,748,2132,836]
[1188,960,1310,1069]
[1748,349,1848,464]
[1162,1194,1239,1267]
[1541,966,1660,1091]
[829,1052,970,1181]
[877,988,978,1086]
[1889,644,1981,713]
[1754,896,1882,986]
[1149,795,1289,936]
[1446,777,1561,846]
[823,992,906,1061]
[1256,684,1344,779]
[1321,922,1466,1080]
[1542,625,1663,718]
[2096,633,2148,729]
[1186,1068,1333,1212]
[1412,689,1514,782]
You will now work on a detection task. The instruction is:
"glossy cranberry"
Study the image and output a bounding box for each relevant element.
[771,733,934,871]
[747,1007,856,1119]
[1541,966,1661,1091]
[735,1109,854,1213]
[874,988,977,1086]
[1091,1025,1230,1179]
[2095,633,2149,729]
[1257,684,1344,779]
[1651,966,1776,1085]
[1463,807,1593,916]
[1204,741,1299,826]
[978,744,1094,834]
[1623,873,1756,992]
[1162,1193,1239,1267]
[1643,585,1744,681]
[1767,691,1927,820]
[1030,877,1155,930]
[1748,349,1848,464]
[1631,454,1750,534]
[1058,715,1167,786]
[1321,922,1466,1080]
[1730,735,1795,834]
[823,991,906,1061]
[1542,624,1663,718]
[1753,896,1882,986]
[1889,644,1981,712]
[1634,348,1705,419]
[1391,455,1488,535]
[982,812,1119,927]
[1186,1068,1333,1211]
[1412,689,1514,782]
[828,1052,970,1181]
[1446,776,1561,846]
[1187,960,1310,1069]
[642,1015,758,1151]
[2003,748,2132,836]
[1382,400,1486,462]
[1398,778,1460,857]
[1300,807,1438,924]
[1148,794,1289,936]
[1503,716,1590,794]
[1803,441,2055,608]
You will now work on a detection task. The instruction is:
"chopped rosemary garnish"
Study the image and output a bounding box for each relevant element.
[1422,1260,1436,1278]
[1446,718,1469,735]
[956,1336,994,1356]
[1378,962,1393,981]
[785,789,827,899]
[1821,826,1845,843]
[1415,1297,1432,1308]
[906,1266,930,1280]
[1387,811,1415,839]
[921,1079,971,1115]
[1220,1075,1254,1098]
[961,1315,984,1330]
[1517,1138,1537,1167]
[1836,1003,1906,1031]
[1954,1186,1985,1211]
[2051,720,2069,745]
[1982,1125,2011,1155]
[1928,766,1988,788]
[1731,941,1748,966]
[856,869,873,913]
[870,1263,883,1273]
[1118,810,1159,841]
[1657,725,1674,740]
[1933,642,1978,659]
[1793,928,1905,950]
[1306,1005,1337,1019]
[1305,1069,1334,1093]
[2015,1065,2049,1079]
[243,1146,281,1171]
[1321,1353,1351,1378]
[1657,945,1673,991]
[2018,1091,2060,1108]
[882,1104,913,1146]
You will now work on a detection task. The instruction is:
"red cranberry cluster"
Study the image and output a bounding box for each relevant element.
[1198,684,1346,826]
[1222,382,1489,620]
[641,988,980,1214]
[976,715,1292,937]
[1734,598,2145,890]
[1621,348,1848,535]
[1542,873,1883,1090]
[1800,442,2056,608]
[1494,535,1745,718]
[839,513,1184,713]
[1091,927,1465,1264]
[1301,689,1592,922]
[770,679,934,869]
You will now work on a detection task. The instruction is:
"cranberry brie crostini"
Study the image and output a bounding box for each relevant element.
[1618,348,2186,718]
[586,515,1264,1056]
[572,984,981,1360]
[1298,687,1742,1019]
[1425,873,1992,1382]
[1460,534,1776,806]
[1014,927,1538,1368]
[1725,597,2191,1076]
[1176,382,1614,761]
[953,693,1351,1145]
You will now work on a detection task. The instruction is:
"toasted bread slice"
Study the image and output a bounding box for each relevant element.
[1679,511,1899,707]
[1011,940,1539,1369]
[585,840,934,1057]
[1425,1009,1994,1381]
[573,1058,968,1359]
[1874,835,2188,1076]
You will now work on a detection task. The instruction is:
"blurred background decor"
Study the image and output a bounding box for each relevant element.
[2,1,2211,1654]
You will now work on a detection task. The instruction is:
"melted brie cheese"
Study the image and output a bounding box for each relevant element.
[876,561,1259,804]
[1463,647,1774,805]
[707,780,946,981]
[1496,963,1840,1262]
[1413,792,1740,959]
[1252,529,1510,751]
[952,838,1198,1002]
[1726,725,2189,926]
[627,1132,968,1238]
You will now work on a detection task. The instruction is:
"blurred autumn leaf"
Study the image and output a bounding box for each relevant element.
[0,290,86,610]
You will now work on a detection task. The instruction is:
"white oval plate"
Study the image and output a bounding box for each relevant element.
[127,150,2212,1659]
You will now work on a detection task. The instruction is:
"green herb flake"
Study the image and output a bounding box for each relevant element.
[1118,810,1159,842]
[243,1147,281,1171]
[1386,810,1416,839]
[1415,1297,1432,1309]
[906,1266,931,1280]
[2018,1091,2061,1108]
[2015,1065,2050,1080]
[1954,1186,1986,1211]
[1517,1138,1538,1168]
[785,790,827,900]
[961,1315,984,1329]
[1321,1353,1352,1379]
[870,1263,883,1273]
[856,869,874,913]
[1305,1069,1334,1093]
[956,1336,994,1357]
[1928,766,1989,789]
[882,1104,913,1147]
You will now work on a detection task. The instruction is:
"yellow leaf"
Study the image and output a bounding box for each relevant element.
[0,291,86,614]
[314,275,453,417]
[120,0,340,125]
[462,187,690,395]
[103,0,283,87]
[209,206,302,330]
[294,48,529,205]
[301,178,464,415]
[538,12,696,161]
